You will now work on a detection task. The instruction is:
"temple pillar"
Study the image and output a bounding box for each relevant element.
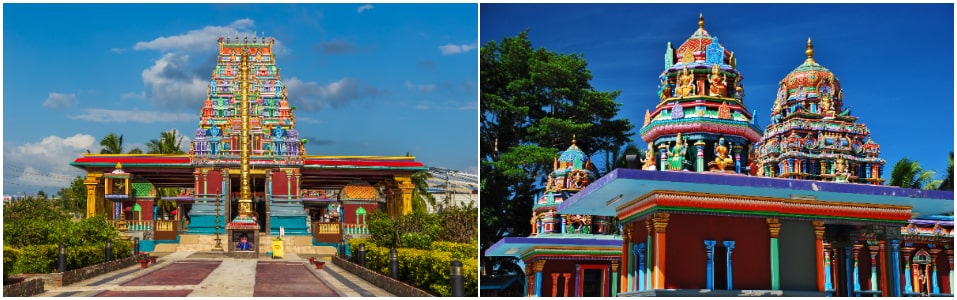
[658,144,668,171]
[645,218,654,289]
[623,226,633,292]
[724,240,736,290]
[705,239,717,289]
[947,249,953,294]
[652,213,670,289]
[813,221,826,291]
[524,264,532,297]
[636,242,646,291]
[852,244,862,296]
[533,260,546,297]
[733,145,743,174]
[930,248,941,294]
[767,217,781,290]
[868,242,880,293]
[394,175,413,216]
[551,273,559,297]
[84,172,104,218]
[694,140,705,172]
[884,227,902,297]
[824,243,833,292]
[574,264,581,297]
[563,273,571,297]
[902,245,914,294]
[611,261,619,297]
[879,241,888,296]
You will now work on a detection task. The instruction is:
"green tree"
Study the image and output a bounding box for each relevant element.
[889,157,942,190]
[3,196,72,247]
[480,30,633,275]
[99,133,124,154]
[128,148,144,154]
[146,129,185,154]
[939,152,954,191]
[411,170,435,213]
[56,176,87,218]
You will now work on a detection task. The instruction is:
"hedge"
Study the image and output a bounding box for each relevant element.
[7,239,133,275]
[348,238,478,297]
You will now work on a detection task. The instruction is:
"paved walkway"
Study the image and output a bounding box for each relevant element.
[35,252,395,297]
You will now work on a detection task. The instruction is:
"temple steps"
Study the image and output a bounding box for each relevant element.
[170,233,337,258]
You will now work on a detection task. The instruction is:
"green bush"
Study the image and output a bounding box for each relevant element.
[348,238,478,297]
[4,246,20,284]
[12,244,58,274]
[400,232,432,250]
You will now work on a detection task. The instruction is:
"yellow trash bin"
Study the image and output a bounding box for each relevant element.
[271,237,284,259]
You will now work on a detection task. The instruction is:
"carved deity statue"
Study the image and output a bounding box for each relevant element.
[676,66,696,98]
[642,143,657,170]
[708,64,727,97]
[712,136,733,171]
[833,157,849,183]
[667,133,688,171]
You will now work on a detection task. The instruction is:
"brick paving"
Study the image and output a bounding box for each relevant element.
[120,260,221,286]
[253,261,338,297]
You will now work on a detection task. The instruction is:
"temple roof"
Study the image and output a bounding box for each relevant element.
[674,14,733,66]
[338,180,380,201]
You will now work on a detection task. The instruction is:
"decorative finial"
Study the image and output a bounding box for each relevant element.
[571,134,577,146]
[698,13,704,29]
[805,37,815,63]
[115,162,123,169]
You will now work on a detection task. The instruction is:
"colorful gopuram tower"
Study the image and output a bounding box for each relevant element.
[189,36,307,239]
[639,14,762,174]
[486,138,622,297]
[754,38,885,184]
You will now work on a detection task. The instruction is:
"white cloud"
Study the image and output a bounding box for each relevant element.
[133,19,256,53]
[111,47,126,54]
[141,53,208,109]
[284,77,385,111]
[71,108,196,123]
[439,43,478,55]
[3,134,95,191]
[357,4,374,13]
[121,91,146,100]
[415,104,430,110]
[42,92,77,109]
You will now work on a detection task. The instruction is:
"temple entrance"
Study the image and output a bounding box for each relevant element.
[580,269,604,297]
[227,175,267,232]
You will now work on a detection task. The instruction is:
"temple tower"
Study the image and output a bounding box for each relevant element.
[639,14,762,174]
[754,38,885,184]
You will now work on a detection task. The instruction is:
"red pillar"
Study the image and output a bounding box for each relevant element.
[813,221,825,292]
[652,213,670,289]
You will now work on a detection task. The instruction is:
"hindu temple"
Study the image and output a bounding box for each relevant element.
[490,15,954,297]
[71,36,427,258]
[485,138,623,297]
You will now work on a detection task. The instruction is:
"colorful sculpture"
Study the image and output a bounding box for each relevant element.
[711,136,733,171]
[667,133,688,171]
[708,63,727,97]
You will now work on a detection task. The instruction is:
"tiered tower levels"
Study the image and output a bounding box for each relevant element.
[755,38,884,184]
[532,138,613,236]
[640,15,762,173]
[192,36,303,167]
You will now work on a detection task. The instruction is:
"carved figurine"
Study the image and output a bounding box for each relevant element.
[712,136,733,171]
[642,143,657,170]
[667,133,688,171]
[708,64,727,97]
[676,66,696,98]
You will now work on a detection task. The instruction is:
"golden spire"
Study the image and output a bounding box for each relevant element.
[805,37,816,64]
[571,134,577,146]
[698,13,704,29]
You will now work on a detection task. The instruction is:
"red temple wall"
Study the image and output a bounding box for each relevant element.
[198,170,223,195]
[665,213,771,290]
[539,259,609,297]
[341,202,378,224]
[270,170,288,196]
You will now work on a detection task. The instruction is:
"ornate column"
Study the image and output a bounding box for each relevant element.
[84,173,102,218]
[652,213,670,289]
[611,261,619,297]
[636,242,646,291]
[733,145,743,174]
[533,260,546,297]
[886,228,902,297]
[624,226,633,293]
[525,264,532,297]
[658,144,668,171]
[813,221,826,291]
[852,244,862,296]
[695,140,705,172]
[824,244,833,291]
[879,240,888,296]
[394,175,414,216]
[646,218,654,289]
[551,273,560,297]
[902,245,914,294]
[767,218,782,290]
[724,240,736,290]
[574,264,581,297]
[930,248,941,294]
[868,241,879,292]
[563,273,571,297]
[705,240,717,290]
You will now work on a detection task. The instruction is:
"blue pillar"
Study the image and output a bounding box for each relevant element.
[824,248,833,291]
[561,217,566,234]
[890,240,901,297]
[535,263,543,297]
[845,245,854,297]
[932,262,940,294]
[705,240,717,290]
[724,240,735,290]
[636,243,646,291]
[574,264,581,297]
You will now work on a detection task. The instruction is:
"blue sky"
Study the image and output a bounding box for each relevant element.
[481,3,955,185]
[3,3,478,195]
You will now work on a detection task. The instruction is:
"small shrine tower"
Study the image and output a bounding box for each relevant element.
[639,14,762,174]
[754,38,885,184]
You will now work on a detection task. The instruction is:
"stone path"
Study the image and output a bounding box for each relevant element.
[34,252,395,297]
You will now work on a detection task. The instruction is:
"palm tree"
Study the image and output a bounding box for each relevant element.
[889,157,942,190]
[146,129,185,154]
[411,170,436,212]
[99,133,124,154]
[939,152,954,191]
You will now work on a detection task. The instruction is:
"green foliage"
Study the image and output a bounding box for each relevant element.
[4,246,20,283]
[939,152,954,191]
[56,176,88,218]
[480,30,633,275]
[12,244,58,274]
[348,238,478,297]
[436,202,478,244]
[889,157,942,190]
[99,133,125,154]
[367,211,397,248]
[146,129,186,154]
[399,232,432,250]
[3,196,73,248]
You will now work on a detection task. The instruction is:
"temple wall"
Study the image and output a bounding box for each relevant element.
[778,219,817,290]
[539,259,581,297]
[341,202,377,225]
[666,213,770,290]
